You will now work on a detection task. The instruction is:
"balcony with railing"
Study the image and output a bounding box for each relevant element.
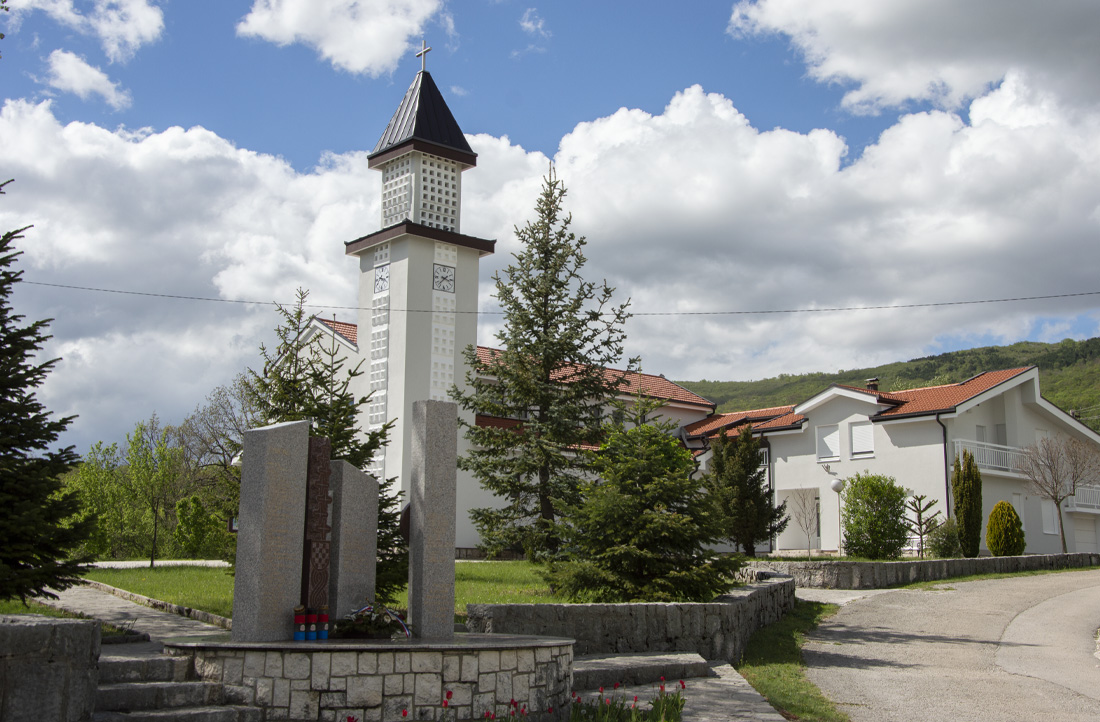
[953,439,1027,475]
[1067,485,1100,514]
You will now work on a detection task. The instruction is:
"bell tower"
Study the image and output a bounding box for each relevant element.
[346,54,494,493]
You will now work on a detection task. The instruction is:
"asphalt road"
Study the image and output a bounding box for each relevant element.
[803,569,1100,722]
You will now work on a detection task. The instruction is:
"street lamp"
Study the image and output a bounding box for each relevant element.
[829,478,846,556]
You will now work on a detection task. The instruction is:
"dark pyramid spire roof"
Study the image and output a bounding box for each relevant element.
[368,71,477,168]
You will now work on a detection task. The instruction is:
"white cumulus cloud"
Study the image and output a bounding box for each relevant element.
[14,0,163,62]
[3,68,1100,452]
[237,0,443,76]
[44,49,132,109]
[729,0,1100,113]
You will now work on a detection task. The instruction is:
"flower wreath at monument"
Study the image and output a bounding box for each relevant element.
[331,601,411,639]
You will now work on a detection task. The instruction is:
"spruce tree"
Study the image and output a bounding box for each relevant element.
[0,186,94,601]
[547,401,739,602]
[704,425,788,556]
[952,450,983,558]
[249,291,404,604]
[452,170,635,559]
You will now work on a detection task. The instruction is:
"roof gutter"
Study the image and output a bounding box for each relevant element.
[937,412,951,518]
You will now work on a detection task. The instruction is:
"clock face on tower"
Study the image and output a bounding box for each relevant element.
[374,264,390,293]
[433,263,455,293]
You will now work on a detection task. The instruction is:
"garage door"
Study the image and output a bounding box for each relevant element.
[1074,515,1098,553]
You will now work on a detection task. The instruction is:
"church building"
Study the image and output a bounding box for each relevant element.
[308,61,1100,557]
[304,61,713,551]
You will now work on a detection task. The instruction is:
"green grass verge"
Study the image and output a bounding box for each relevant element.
[0,597,132,636]
[736,600,849,722]
[85,561,566,619]
[86,566,236,619]
[899,564,1100,590]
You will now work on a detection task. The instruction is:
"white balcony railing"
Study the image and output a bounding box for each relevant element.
[1068,485,1100,513]
[953,439,1027,474]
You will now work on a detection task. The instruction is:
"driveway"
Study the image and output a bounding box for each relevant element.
[803,569,1100,722]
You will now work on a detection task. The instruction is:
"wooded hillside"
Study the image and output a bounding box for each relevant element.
[676,338,1100,431]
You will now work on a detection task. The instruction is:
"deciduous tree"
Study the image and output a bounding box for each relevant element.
[452,170,635,559]
[788,489,819,561]
[1019,435,1099,553]
[840,473,909,560]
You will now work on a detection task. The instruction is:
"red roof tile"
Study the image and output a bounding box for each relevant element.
[475,346,714,408]
[317,318,358,345]
[683,405,794,438]
[871,367,1032,418]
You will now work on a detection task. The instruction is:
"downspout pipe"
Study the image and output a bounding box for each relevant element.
[937,413,951,517]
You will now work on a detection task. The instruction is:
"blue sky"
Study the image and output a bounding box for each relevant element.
[2,0,1100,452]
[3,1,896,170]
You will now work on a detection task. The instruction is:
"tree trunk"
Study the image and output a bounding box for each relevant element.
[150,501,159,568]
[1057,503,1068,553]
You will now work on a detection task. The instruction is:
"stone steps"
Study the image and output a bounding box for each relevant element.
[572,651,712,691]
[92,654,260,722]
[92,706,262,722]
[100,656,193,684]
[96,681,225,712]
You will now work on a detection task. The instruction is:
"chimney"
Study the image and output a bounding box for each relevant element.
[866,377,879,392]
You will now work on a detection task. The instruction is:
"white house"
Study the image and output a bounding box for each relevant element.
[308,62,1100,557]
[684,369,1100,555]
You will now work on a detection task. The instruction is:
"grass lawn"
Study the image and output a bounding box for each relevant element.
[0,597,132,636]
[86,566,236,619]
[736,600,849,722]
[84,560,564,619]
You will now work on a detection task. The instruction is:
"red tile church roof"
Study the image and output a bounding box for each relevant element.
[474,346,714,409]
[318,318,358,345]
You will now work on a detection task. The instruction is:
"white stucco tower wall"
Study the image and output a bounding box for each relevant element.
[345,69,494,549]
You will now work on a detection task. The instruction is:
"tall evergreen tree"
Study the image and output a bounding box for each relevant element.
[451,170,635,559]
[952,450,983,558]
[0,183,94,601]
[704,425,788,556]
[547,400,739,601]
[249,291,404,604]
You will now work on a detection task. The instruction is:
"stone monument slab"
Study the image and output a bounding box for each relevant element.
[408,400,458,639]
[232,419,310,642]
[328,460,379,618]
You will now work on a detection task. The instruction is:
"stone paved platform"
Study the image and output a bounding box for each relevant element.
[46,584,789,721]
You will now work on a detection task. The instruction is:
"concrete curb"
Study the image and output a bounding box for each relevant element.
[81,580,233,631]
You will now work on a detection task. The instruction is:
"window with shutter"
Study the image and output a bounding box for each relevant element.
[1041,500,1059,535]
[816,424,840,461]
[850,421,874,458]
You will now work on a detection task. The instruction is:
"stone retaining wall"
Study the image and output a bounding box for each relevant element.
[743,552,1100,589]
[0,615,100,721]
[464,576,794,662]
[165,635,572,722]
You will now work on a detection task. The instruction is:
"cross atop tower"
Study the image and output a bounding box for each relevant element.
[416,39,431,72]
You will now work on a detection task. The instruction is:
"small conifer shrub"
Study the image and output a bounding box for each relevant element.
[985,501,1026,557]
[927,517,962,558]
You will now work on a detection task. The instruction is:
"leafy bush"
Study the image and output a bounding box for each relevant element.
[840,473,909,560]
[986,501,1026,556]
[927,517,962,558]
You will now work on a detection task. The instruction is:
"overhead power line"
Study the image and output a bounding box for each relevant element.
[21,280,1100,317]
